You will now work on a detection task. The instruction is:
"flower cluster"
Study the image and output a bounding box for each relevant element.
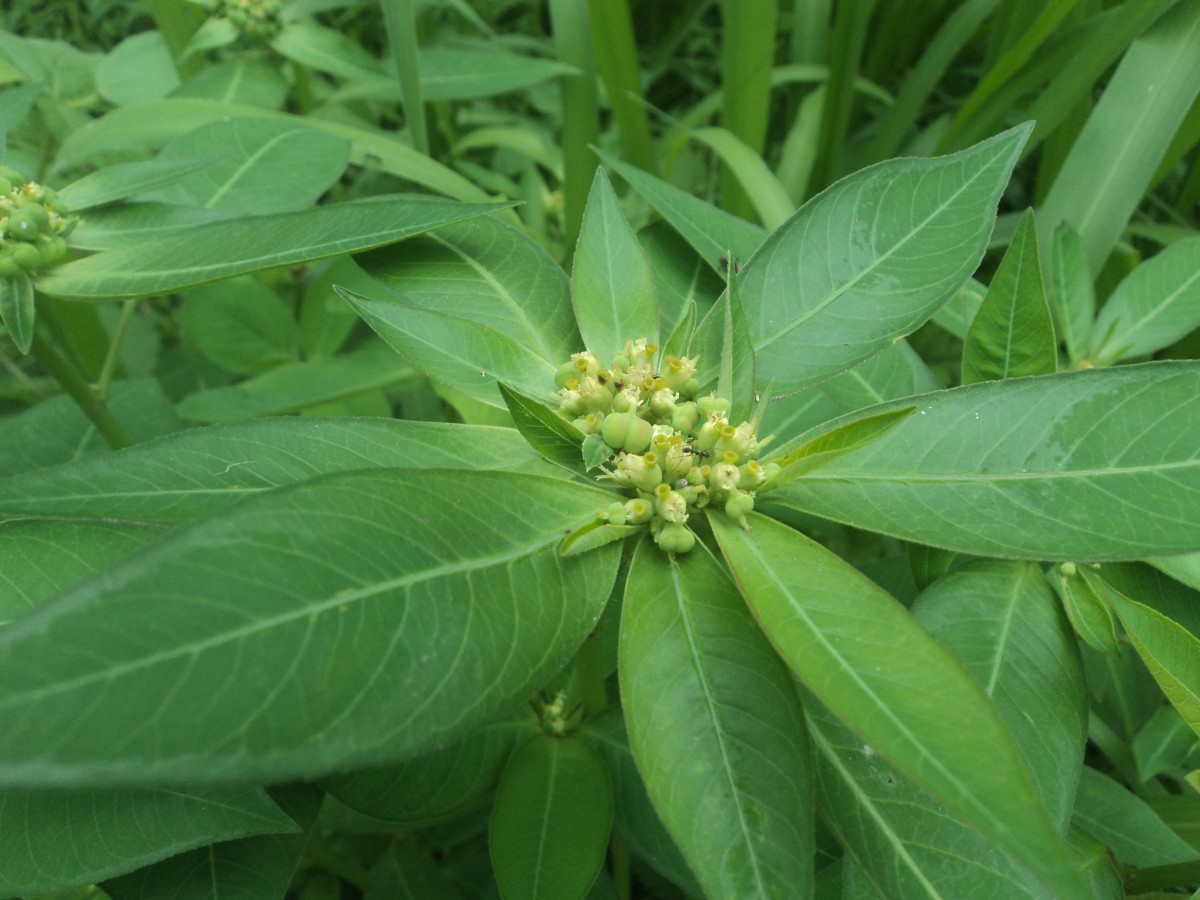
[0,167,75,279]
[555,339,776,554]
[221,0,283,38]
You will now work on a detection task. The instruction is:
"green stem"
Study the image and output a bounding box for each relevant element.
[811,0,875,192]
[576,629,609,718]
[96,300,137,401]
[31,331,132,450]
[719,0,779,219]
[381,0,429,156]
[587,0,659,174]
[611,834,632,900]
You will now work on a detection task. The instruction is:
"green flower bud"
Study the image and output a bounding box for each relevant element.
[663,442,693,481]
[617,451,663,492]
[709,462,741,493]
[601,411,653,453]
[0,166,25,184]
[649,387,677,418]
[725,490,754,529]
[624,497,654,524]
[11,241,41,270]
[603,501,627,525]
[671,401,699,434]
[695,417,723,451]
[655,522,695,554]
[38,236,68,267]
[697,395,731,418]
[654,483,688,523]
[0,177,12,196]
[0,249,21,278]
[7,210,39,240]
[554,360,579,389]
[559,388,585,416]
[682,377,700,399]
[739,459,767,489]
[16,198,49,230]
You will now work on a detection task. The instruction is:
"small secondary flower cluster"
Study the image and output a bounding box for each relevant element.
[0,167,75,279]
[220,0,283,38]
[555,339,776,555]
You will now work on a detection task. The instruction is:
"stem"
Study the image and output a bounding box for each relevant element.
[611,834,632,900]
[587,0,659,175]
[719,0,779,219]
[96,300,137,401]
[811,0,875,193]
[575,629,609,718]
[31,331,132,450]
[381,0,429,156]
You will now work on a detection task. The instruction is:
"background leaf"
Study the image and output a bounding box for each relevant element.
[0,470,620,787]
[1049,221,1094,365]
[962,209,1057,384]
[768,362,1200,559]
[620,538,814,899]
[182,276,298,375]
[0,270,34,354]
[0,786,297,897]
[1073,767,1199,867]
[36,197,510,300]
[489,733,613,900]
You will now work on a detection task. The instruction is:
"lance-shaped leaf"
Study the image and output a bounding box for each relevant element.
[711,513,1092,898]
[0,470,620,787]
[620,538,814,899]
[572,169,659,362]
[56,155,221,210]
[489,733,613,900]
[339,286,556,408]
[1132,705,1199,783]
[1089,236,1200,364]
[805,700,1056,899]
[962,209,1057,384]
[1053,565,1121,655]
[103,783,323,900]
[1073,767,1199,868]
[0,270,34,354]
[1050,221,1094,365]
[353,216,579,369]
[768,362,1200,559]
[598,150,765,271]
[762,405,915,494]
[1096,574,1200,737]
[499,382,587,475]
[34,196,511,300]
[639,222,725,347]
[737,124,1030,394]
[912,560,1087,829]
[0,786,297,897]
[690,270,756,422]
[0,418,558,527]
[322,710,538,825]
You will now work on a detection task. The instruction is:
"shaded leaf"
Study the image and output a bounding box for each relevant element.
[1073,767,1199,867]
[1050,221,1094,365]
[0,270,34,354]
[499,382,586,475]
[182,276,298,376]
[57,156,221,211]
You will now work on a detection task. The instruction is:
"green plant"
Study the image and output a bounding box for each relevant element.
[2,2,1200,899]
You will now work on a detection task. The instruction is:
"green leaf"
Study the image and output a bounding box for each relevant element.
[499,382,587,475]
[598,150,765,272]
[322,711,538,825]
[962,209,1057,384]
[912,560,1086,829]
[56,156,221,211]
[0,377,180,477]
[1050,221,1095,365]
[1039,0,1200,275]
[176,347,418,423]
[1053,565,1121,655]
[342,47,573,102]
[0,786,297,896]
[692,272,756,422]
[353,216,579,370]
[572,169,659,362]
[35,196,511,300]
[0,418,555,526]
[639,222,724,345]
[0,470,620,786]
[68,203,235,251]
[489,733,613,900]
[174,59,288,109]
[769,362,1200,559]
[139,117,350,214]
[103,783,323,900]
[270,21,384,81]
[0,270,34,354]
[710,513,1092,898]
[298,257,363,359]
[763,405,916,494]
[739,124,1030,394]
[1150,552,1200,594]
[805,699,1055,900]
[1089,236,1200,364]
[1133,704,1200,783]
[95,31,179,105]
[182,276,298,375]
[582,433,614,471]
[1100,574,1200,737]
[620,538,814,899]
[1073,767,1199,867]
[585,709,702,898]
[559,520,639,558]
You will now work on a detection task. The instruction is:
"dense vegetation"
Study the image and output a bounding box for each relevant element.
[1,1,1199,898]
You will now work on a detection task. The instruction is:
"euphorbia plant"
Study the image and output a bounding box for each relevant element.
[2,121,1200,899]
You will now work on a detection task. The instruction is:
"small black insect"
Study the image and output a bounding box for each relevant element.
[682,446,711,458]
[719,254,741,274]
